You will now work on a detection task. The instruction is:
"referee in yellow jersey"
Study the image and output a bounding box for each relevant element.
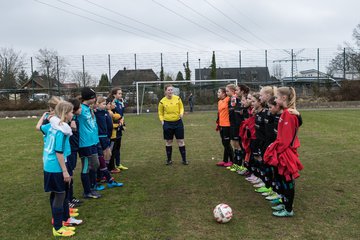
[158,84,189,165]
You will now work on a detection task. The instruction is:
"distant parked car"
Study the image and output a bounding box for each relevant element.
[29,93,49,102]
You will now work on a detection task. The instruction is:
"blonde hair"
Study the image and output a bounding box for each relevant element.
[97,96,106,104]
[277,87,296,109]
[226,84,236,92]
[55,101,73,123]
[48,96,61,111]
[261,86,277,98]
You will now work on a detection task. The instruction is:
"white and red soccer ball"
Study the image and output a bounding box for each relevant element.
[213,203,233,223]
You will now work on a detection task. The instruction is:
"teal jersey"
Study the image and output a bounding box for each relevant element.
[42,127,71,173]
[78,104,99,148]
[40,123,51,143]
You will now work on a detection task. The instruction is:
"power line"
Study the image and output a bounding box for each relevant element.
[203,0,275,49]
[33,0,191,51]
[175,0,257,49]
[152,0,242,48]
[84,0,206,51]
[54,0,197,51]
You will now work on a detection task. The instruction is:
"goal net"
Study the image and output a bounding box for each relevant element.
[132,79,238,115]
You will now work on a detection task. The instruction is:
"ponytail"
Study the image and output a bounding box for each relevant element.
[277,87,296,109]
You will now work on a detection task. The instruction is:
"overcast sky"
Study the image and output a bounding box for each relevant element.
[1,0,359,80]
[2,0,359,55]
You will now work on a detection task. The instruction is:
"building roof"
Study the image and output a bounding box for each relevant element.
[111,68,159,86]
[195,67,271,83]
[20,75,63,90]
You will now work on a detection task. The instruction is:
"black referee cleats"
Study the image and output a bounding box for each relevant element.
[182,160,189,165]
[166,160,173,165]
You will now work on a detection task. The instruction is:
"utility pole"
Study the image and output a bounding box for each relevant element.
[56,56,60,95]
[31,57,34,98]
[108,54,112,87]
[45,60,50,96]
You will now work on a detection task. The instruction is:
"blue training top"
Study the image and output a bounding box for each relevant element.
[78,103,99,148]
[114,99,125,117]
[42,125,71,173]
[94,109,111,138]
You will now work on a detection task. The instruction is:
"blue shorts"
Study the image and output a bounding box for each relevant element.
[44,171,65,193]
[163,119,184,140]
[79,144,98,158]
[99,137,111,150]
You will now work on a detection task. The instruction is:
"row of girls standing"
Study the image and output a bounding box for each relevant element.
[216,84,303,217]
[36,87,128,237]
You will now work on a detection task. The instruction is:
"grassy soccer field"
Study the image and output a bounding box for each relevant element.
[0,110,359,240]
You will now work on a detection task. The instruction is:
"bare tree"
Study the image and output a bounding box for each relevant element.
[272,63,286,80]
[327,24,360,79]
[0,48,25,89]
[71,70,96,87]
[35,48,67,82]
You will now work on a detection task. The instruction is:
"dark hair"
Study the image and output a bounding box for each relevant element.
[238,84,250,95]
[106,96,114,105]
[268,96,276,106]
[164,84,173,91]
[218,87,226,94]
[109,88,122,98]
[68,98,81,113]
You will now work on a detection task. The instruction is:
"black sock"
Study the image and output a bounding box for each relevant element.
[179,146,186,162]
[166,146,172,161]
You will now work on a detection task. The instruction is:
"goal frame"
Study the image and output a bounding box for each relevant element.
[135,79,238,115]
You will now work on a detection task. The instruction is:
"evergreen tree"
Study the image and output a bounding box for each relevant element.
[17,69,29,87]
[210,51,217,79]
[176,71,184,80]
[97,73,111,91]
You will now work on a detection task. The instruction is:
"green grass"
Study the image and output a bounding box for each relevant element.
[0,110,359,239]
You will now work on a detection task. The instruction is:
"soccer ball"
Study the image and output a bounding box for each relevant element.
[213,203,233,223]
[146,109,150,113]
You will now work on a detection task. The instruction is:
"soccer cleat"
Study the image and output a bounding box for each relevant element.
[255,186,272,193]
[52,227,75,237]
[271,204,285,211]
[83,192,100,199]
[69,212,79,218]
[216,161,226,166]
[166,160,173,165]
[117,164,128,170]
[266,193,281,201]
[94,184,105,191]
[250,178,262,184]
[272,209,294,217]
[223,162,233,167]
[65,217,83,226]
[110,168,121,174]
[107,181,124,188]
[271,198,283,205]
[261,191,273,196]
[253,182,265,188]
[69,208,78,213]
[245,175,256,181]
[62,226,76,231]
[182,161,189,165]
[71,198,81,204]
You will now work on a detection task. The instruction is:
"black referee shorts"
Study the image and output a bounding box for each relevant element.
[163,119,184,140]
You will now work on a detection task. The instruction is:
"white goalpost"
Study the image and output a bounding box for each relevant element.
[135,79,238,115]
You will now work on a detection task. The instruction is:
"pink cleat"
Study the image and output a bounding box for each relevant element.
[223,162,233,167]
[216,161,226,166]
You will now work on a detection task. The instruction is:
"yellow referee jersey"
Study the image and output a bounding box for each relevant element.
[158,95,184,122]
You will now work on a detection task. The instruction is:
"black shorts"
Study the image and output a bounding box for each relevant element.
[44,171,65,193]
[163,119,184,140]
[99,137,111,150]
[79,144,98,158]
[229,125,240,140]
[96,143,104,157]
[220,126,230,141]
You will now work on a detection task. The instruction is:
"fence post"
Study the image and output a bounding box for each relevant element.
[82,55,85,87]
[317,48,320,91]
[239,50,241,82]
[343,48,346,80]
[108,54,111,88]
[265,49,268,83]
